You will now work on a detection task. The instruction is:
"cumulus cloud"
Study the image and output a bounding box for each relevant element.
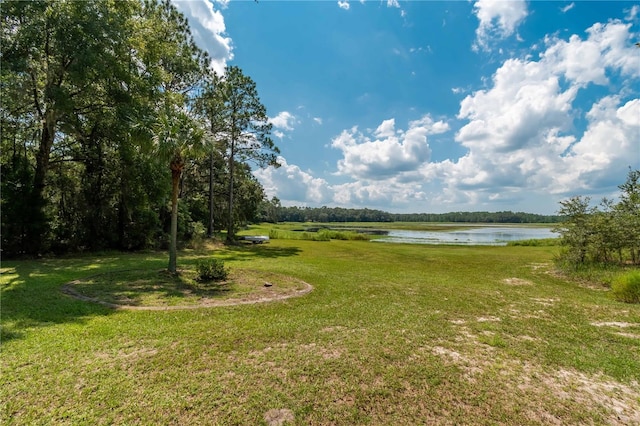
[442,19,640,206]
[253,157,333,205]
[472,0,528,51]
[331,115,446,180]
[542,20,638,86]
[171,0,233,75]
[269,111,297,132]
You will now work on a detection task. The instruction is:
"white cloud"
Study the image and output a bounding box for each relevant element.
[269,111,296,132]
[338,1,350,10]
[331,117,438,180]
[387,0,400,8]
[472,0,528,51]
[542,20,639,86]
[625,5,640,21]
[560,2,574,14]
[253,157,333,205]
[444,19,640,205]
[374,118,396,138]
[171,0,233,75]
[313,117,323,125]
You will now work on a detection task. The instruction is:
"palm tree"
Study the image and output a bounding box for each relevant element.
[152,103,204,273]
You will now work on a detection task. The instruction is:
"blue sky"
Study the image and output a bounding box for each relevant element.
[173,0,640,214]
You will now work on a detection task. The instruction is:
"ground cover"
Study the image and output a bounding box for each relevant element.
[1,228,639,425]
[62,267,311,309]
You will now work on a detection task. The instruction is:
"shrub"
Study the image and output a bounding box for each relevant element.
[196,258,228,282]
[611,270,640,303]
[508,238,559,247]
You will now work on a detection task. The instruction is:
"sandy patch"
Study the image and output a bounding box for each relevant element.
[264,408,294,425]
[531,297,559,306]
[476,316,501,322]
[502,277,533,286]
[615,332,640,339]
[591,322,637,328]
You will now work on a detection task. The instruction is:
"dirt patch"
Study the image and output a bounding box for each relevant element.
[591,322,637,328]
[615,332,640,339]
[476,316,501,322]
[436,320,640,424]
[502,277,533,286]
[539,369,640,425]
[264,408,294,425]
[531,297,559,306]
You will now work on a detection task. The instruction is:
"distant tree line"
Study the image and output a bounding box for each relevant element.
[555,169,640,266]
[259,202,562,224]
[1,0,279,268]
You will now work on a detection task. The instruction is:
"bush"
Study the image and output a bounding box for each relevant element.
[611,270,640,303]
[196,258,228,282]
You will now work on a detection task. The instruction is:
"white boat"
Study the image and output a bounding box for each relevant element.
[242,235,270,244]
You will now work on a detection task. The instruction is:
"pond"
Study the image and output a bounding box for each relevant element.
[376,226,558,246]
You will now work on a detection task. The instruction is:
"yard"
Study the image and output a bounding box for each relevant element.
[2,233,639,425]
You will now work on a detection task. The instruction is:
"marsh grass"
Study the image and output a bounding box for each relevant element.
[268,227,370,241]
[2,228,639,425]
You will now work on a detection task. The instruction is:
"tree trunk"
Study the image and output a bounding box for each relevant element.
[208,150,215,238]
[168,155,184,273]
[29,109,57,253]
[226,138,235,243]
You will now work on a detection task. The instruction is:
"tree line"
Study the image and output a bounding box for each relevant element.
[265,203,562,224]
[1,0,279,269]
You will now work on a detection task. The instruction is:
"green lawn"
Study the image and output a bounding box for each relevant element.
[2,229,639,425]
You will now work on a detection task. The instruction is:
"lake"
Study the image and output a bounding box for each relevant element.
[376,226,557,246]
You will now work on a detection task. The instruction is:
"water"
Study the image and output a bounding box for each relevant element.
[376,226,557,246]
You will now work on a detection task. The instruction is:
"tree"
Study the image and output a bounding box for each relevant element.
[152,106,204,272]
[196,71,227,238]
[554,196,593,265]
[554,169,640,267]
[216,66,280,242]
[138,0,209,272]
[1,0,138,253]
[616,169,640,263]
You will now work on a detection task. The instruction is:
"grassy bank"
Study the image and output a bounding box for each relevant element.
[2,231,639,425]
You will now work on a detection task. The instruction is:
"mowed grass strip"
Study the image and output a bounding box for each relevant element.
[1,234,639,425]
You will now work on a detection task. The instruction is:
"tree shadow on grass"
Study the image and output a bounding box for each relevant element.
[0,244,303,342]
[218,242,302,262]
[65,268,232,308]
[1,257,120,343]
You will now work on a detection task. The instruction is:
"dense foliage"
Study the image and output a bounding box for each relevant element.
[269,204,561,224]
[554,169,640,267]
[1,0,278,260]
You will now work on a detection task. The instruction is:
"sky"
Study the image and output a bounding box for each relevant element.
[173,0,640,215]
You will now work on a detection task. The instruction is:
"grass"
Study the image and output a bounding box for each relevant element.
[2,227,639,425]
[63,266,308,308]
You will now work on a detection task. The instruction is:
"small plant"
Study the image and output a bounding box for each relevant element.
[196,258,228,282]
[611,270,640,303]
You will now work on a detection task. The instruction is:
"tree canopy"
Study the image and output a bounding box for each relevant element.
[1,0,278,261]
